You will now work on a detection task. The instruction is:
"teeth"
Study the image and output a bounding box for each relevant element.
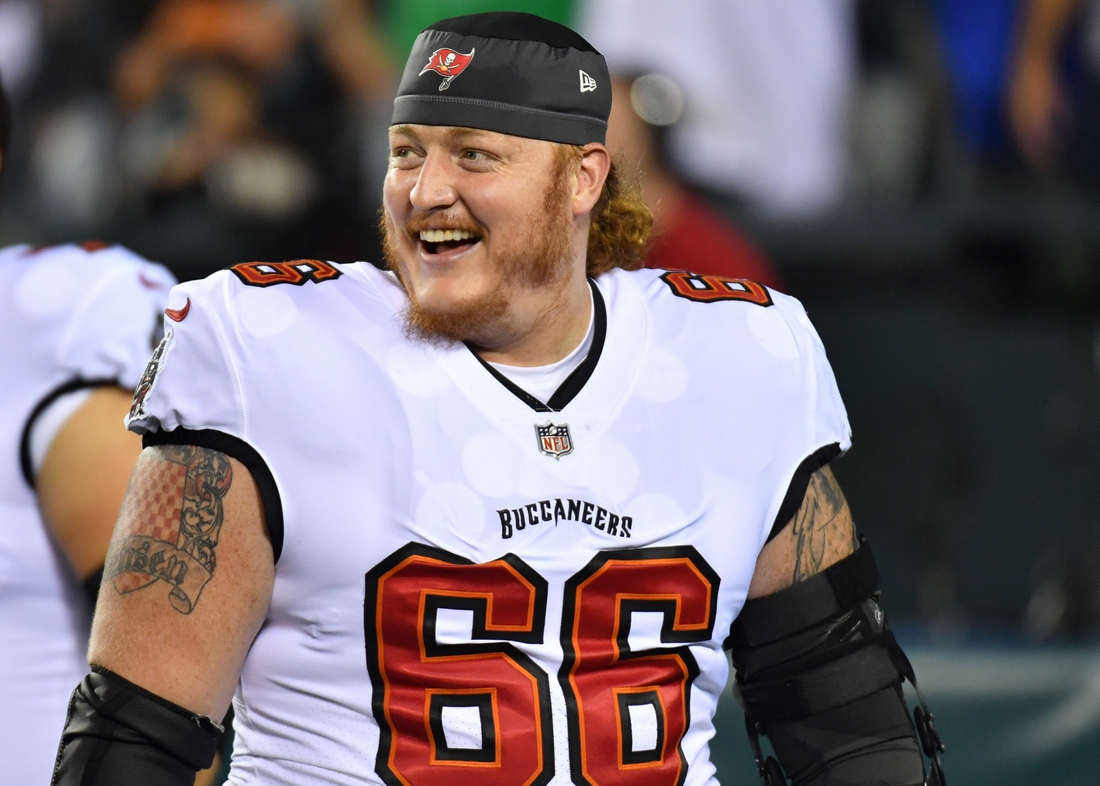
[419,229,476,243]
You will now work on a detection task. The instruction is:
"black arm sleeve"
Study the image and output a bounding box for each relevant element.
[727,539,946,786]
[52,666,222,786]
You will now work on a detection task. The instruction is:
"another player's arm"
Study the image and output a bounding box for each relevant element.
[36,387,145,589]
[733,466,936,786]
[53,445,274,785]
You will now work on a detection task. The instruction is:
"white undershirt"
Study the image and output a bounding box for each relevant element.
[488,291,595,405]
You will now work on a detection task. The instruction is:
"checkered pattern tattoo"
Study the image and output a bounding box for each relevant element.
[106,444,233,613]
[128,459,187,544]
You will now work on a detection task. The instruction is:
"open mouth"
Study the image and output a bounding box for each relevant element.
[418,228,481,257]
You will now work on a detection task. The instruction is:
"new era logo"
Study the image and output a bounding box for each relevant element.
[579,70,597,93]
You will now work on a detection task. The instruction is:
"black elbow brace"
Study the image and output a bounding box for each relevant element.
[52,666,223,786]
[727,539,946,786]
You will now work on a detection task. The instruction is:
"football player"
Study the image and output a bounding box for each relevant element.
[0,81,178,782]
[53,14,944,786]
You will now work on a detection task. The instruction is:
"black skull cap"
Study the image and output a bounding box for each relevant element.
[392,12,611,145]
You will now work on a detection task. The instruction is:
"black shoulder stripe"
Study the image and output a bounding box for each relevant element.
[142,428,284,564]
[767,443,842,543]
[19,377,119,489]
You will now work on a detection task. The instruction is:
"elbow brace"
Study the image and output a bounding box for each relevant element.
[727,539,945,786]
[52,666,223,786]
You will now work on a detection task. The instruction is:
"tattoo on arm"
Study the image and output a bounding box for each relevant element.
[105,445,233,614]
[790,466,857,584]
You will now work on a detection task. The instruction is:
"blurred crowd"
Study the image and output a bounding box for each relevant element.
[0,0,394,276]
[3,0,1100,279]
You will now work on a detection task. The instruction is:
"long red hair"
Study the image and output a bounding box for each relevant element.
[554,145,653,277]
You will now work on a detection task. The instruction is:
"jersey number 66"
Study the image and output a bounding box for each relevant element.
[364,543,720,786]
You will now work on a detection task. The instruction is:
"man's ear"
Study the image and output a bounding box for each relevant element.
[572,144,610,217]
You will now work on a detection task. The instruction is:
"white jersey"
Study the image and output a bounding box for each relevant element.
[0,242,174,784]
[128,261,851,786]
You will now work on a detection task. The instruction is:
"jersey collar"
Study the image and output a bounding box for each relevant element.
[436,272,648,463]
[464,278,606,413]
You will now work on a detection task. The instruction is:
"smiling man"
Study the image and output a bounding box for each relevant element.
[386,127,604,359]
[53,13,942,786]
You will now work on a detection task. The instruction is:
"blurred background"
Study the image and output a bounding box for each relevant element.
[2,0,1100,783]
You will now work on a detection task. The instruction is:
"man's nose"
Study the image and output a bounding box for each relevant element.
[409,149,459,211]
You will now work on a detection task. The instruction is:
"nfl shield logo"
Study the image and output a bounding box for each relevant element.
[535,422,574,459]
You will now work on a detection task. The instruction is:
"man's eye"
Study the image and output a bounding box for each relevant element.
[463,150,488,161]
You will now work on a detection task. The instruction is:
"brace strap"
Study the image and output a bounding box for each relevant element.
[52,666,221,785]
[728,540,881,649]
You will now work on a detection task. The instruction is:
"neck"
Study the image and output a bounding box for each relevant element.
[470,268,592,367]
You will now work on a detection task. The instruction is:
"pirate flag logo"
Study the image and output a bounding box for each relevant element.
[419,47,476,91]
[535,421,574,459]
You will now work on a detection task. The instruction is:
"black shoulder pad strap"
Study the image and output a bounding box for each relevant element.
[730,538,880,649]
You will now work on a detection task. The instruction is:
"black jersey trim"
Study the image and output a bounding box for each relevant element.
[469,355,554,412]
[767,443,843,543]
[142,428,284,563]
[546,280,607,411]
[19,377,120,489]
[465,279,607,413]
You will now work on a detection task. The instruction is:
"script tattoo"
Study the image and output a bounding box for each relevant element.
[790,466,857,584]
[106,445,233,613]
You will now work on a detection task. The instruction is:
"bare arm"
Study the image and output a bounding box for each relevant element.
[747,465,857,599]
[89,445,275,719]
[37,387,144,580]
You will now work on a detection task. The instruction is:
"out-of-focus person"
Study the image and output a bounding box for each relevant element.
[0,0,41,100]
[110,0,327,272]
[1008,0,1100,186]
[0,79,178,784]
[9,0,392,275]
[580,0,856,217]
[607,72,782,289]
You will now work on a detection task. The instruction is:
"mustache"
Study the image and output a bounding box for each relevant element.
[403,211,487,239]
